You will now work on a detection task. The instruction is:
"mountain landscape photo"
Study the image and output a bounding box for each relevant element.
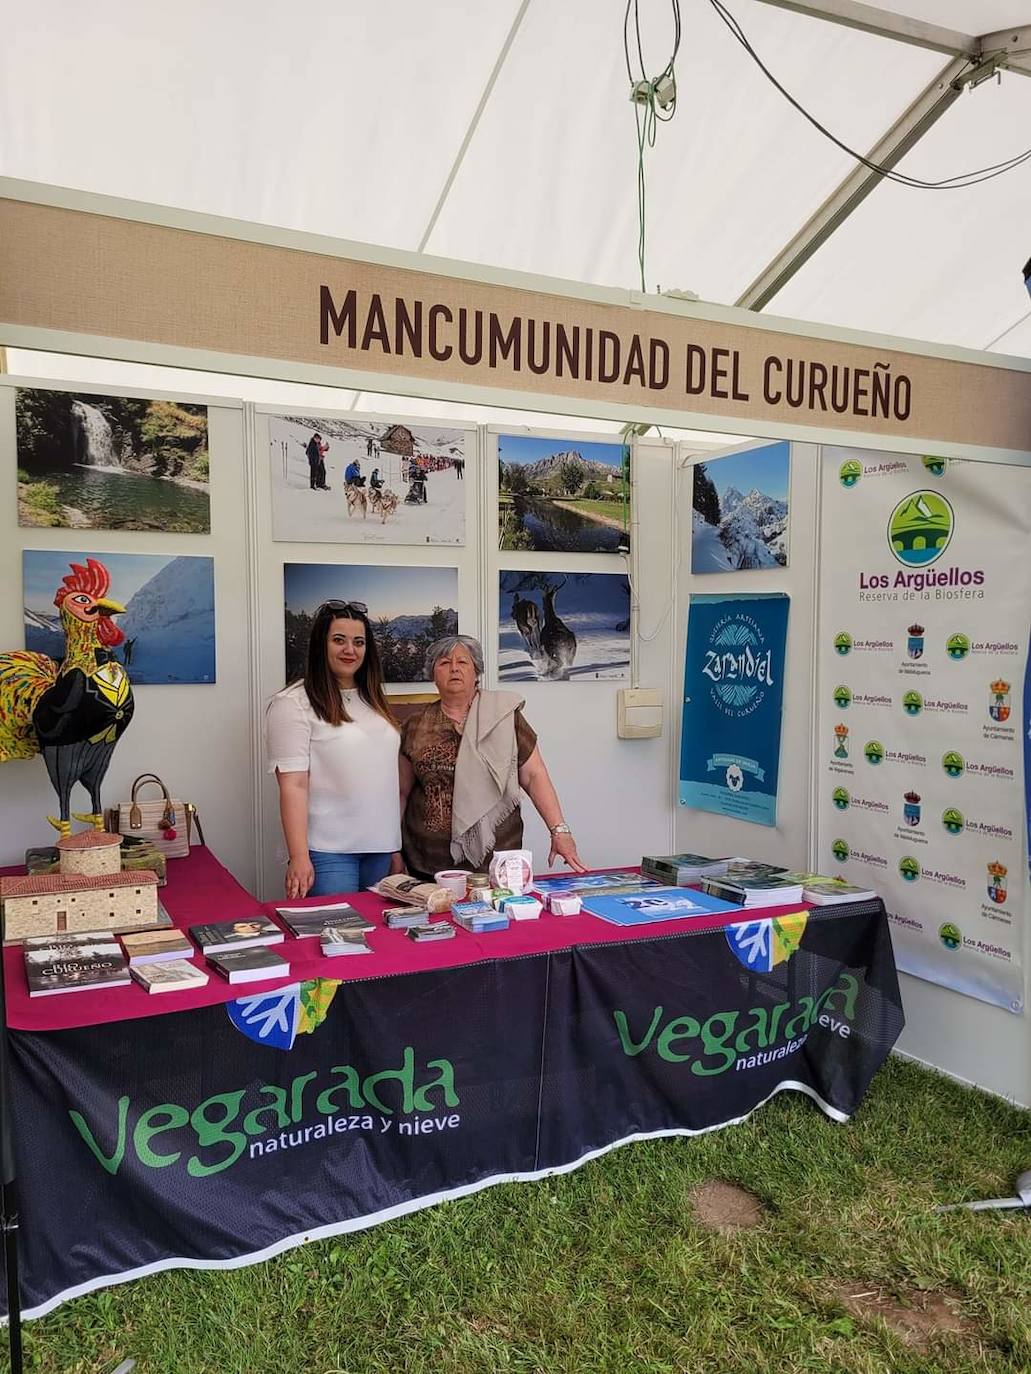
[691,443,790,574]
[497,433,629,554]
[23,551,216,684]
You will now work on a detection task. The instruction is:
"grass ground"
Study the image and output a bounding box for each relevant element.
[17,1057,1030,1374]
[551,498,628,529]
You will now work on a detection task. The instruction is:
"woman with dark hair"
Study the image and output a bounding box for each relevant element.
[265,601,400,899]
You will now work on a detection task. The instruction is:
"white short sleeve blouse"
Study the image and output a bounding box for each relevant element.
[265,682,401,854]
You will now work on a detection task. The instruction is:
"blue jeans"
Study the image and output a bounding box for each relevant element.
[308,850,393,897]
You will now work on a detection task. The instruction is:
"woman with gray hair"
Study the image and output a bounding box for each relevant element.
[396,634,585,880]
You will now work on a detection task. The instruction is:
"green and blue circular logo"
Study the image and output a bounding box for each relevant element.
[921,455,948,477]
[938,922,962,951]
[839,459,862,488]
[901,690,923,716]
[864,740,885,765]
[899,855,921,883]
[942,750,965,778]
[831,838,850,862]
[887,490,954,567]
[832,787,850,811]
[946,632,970,661]
[833,684,852,709]
[833,632,853,656]
[942,807,965,835]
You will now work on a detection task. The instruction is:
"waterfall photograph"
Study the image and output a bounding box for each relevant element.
[16,386,210,532]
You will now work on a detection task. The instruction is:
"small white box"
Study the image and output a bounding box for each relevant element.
[617,688,663,739]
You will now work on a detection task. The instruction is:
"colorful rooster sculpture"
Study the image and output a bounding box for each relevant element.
[0,558,134,835]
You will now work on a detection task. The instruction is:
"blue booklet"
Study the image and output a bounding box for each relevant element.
[582,886,737,926]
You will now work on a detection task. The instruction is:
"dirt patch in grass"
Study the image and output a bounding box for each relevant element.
[828,1280,975,1349]
[690,1181,765,1232]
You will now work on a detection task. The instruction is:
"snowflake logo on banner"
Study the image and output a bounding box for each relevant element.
[726,912,808,974]
[226,978,341,1051]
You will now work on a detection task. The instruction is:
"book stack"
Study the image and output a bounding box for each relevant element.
[451,902,509,933]
[801,878,877,906]
[383,906,430,930]
[275,903,375,939]
[207,947,291,984]
[189,916,285,957]
[406,923,457,943]
[120,928,194,966]
[641,852,730,886]
[24,932,131,998]
[131,959,209,994]
[320,927,372,957]
[724,859,789,881]
[532,871,661,901]
[700,871,804,908]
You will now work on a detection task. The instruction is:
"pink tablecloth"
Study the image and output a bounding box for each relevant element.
[2,847,812,1033]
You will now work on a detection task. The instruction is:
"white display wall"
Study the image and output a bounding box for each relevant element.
[0,377,257,889]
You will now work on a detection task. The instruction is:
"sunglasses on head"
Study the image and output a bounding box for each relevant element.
[318,600,368,617]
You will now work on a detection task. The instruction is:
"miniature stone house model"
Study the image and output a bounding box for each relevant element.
[0,831,160,942]
[57,830,122,877]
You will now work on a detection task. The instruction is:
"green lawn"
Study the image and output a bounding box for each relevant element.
[19,1057,1031,1373]
[556,498,627,524]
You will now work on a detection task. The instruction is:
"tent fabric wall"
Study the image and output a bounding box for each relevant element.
[1,2,1028,360]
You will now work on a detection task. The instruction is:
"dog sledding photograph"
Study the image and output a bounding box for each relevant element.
[267,412,468,545]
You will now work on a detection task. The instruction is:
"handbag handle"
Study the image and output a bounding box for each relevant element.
[185,801,205,847]
[128,774,176,830]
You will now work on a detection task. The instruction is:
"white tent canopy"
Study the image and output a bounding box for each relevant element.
[2,0,1030,407]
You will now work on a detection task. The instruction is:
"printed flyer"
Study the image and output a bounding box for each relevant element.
[679,592,789,826]
[817,448,1030,1013]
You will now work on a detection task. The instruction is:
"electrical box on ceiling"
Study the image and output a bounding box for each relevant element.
[616,688,663,739]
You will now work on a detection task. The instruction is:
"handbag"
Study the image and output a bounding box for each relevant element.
[117,773,201,859]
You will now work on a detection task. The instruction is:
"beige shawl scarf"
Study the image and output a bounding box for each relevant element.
[450,690,524,867]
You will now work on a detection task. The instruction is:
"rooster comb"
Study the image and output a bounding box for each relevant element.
[54,558,111,606]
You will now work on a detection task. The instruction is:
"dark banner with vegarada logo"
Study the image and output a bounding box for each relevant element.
[4,907,901,1318]
[537,902,903,1166]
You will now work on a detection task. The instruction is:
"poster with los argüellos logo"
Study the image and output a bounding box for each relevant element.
[818,448,1030,1013]
[679,593,789,826]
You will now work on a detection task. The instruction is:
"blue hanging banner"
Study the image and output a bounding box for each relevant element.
[679,593,790,826]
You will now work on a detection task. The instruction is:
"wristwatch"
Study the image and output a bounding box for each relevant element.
[549,823,572,835]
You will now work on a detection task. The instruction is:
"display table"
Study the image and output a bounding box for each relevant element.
[1,848,903,1318]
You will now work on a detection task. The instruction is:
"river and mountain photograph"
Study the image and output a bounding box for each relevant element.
[16,387,210,533]
[283,562,458,684]
[24,548,216,684]
[691,441,790,574]
[499,571,630,682]
[497,432,630,554]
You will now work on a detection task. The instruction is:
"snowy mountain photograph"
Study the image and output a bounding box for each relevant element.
[268,413,467,546]
[691,442,790,574]
[23,549,216,684]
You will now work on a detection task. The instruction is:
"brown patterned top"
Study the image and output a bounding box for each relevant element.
[400,702,537,880]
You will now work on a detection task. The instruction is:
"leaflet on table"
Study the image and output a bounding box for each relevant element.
[581,886,737,926]
[532,871,660,899]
